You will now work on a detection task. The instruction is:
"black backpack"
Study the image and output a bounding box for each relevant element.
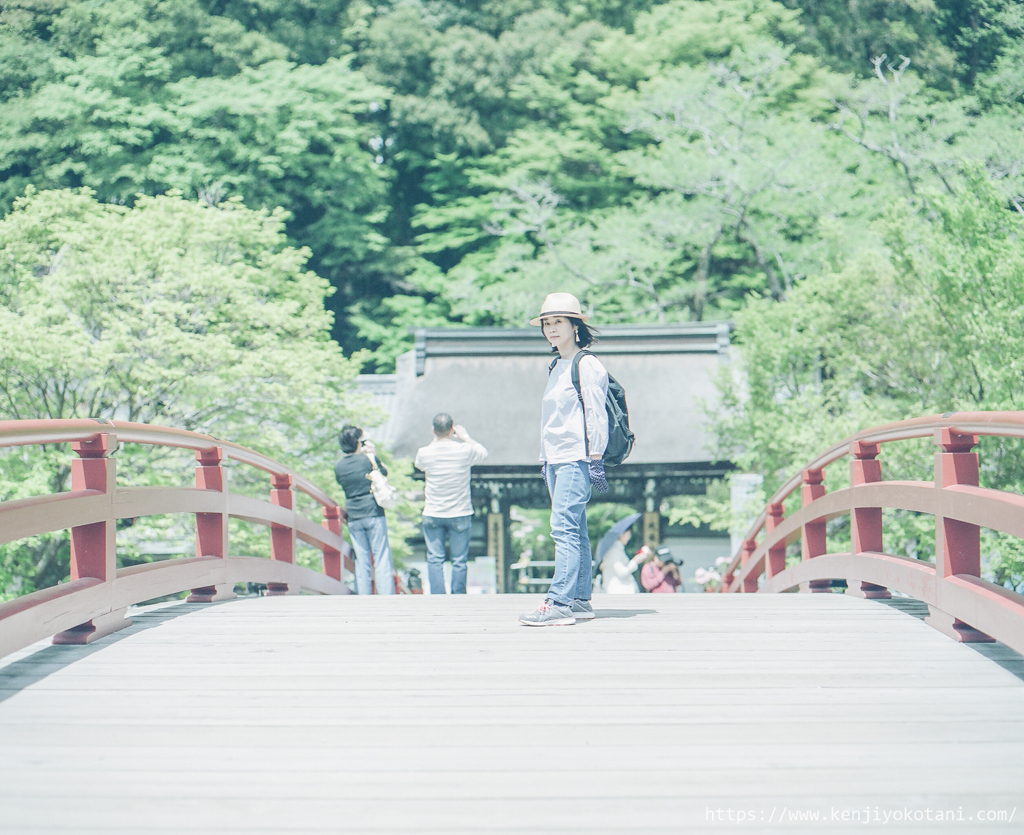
[548,350,635,466]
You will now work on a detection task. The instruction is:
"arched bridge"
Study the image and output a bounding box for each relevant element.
[1,417,1023,833]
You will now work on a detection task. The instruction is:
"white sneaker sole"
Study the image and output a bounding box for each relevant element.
[573,611,595,620]
[518,616,576,626]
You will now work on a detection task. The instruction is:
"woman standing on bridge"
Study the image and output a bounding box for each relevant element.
[519,293,608,627]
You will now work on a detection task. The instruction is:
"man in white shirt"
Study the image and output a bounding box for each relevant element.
[414,413,489,594]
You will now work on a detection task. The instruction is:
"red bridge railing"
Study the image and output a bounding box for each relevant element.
[0,419,353,658]
[719,412,1024,655]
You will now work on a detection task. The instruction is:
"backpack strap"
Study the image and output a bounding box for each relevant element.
[572,351,594,458]
[549,349,593,388]
[569,350,593,405]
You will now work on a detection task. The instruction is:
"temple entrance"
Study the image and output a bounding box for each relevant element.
[358,324,734,591]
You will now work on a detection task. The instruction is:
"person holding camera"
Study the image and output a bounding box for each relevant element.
[334,425,395,595]
[640,546,683,593]
[414,413,488,594]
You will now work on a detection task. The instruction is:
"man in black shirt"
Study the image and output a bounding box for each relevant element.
[334,425,394,595]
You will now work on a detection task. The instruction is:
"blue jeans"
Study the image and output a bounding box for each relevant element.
[347,516,394,595]
[545,461,593,607]
[422,514,473,594]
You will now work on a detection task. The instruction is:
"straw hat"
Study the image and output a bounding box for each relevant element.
[529,292,591,326]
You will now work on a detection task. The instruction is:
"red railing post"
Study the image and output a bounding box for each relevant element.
[925,429,993,642]
[765,502,786,579]
[321,505,344,581]
[68,434,116,582]
[935,429,981,577]
[187,447,235,603]
[800,468,830,593]
[741,539,758,593]
[267,473,295,596]
[720,562,735,592]
[847,441,891,599]
[53,433,131,644]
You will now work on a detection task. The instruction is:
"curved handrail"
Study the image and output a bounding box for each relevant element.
[717,412,1024,656]
[0,420,354,658]
[0,419,335,506]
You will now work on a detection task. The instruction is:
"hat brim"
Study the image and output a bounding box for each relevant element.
[529,310,591,326]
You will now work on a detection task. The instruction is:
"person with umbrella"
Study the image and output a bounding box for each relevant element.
[597,512,648,594]
[519,292,609,626]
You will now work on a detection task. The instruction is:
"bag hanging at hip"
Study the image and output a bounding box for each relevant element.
[365,454,399,510]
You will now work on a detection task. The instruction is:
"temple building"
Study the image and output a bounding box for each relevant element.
[357,324,734,592]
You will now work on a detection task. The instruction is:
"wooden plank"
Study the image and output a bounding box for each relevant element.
[0,767,1022,799]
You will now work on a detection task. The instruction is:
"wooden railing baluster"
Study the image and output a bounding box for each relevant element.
[321,506,345,582]
[765,502,786,580]
[188,446,235,603]
[800,468,830,593]
[268,473,295,596]
[925,429,992,643]
[741,539,757,593]
[53,433,130,644]
[848,441,890,599]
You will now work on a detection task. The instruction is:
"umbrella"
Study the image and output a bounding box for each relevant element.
[595,512,642,563]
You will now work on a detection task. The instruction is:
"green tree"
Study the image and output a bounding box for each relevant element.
[779,0,1020,90]
[408,0,864,328]
[828,54,1024,203]
[0,0,393,353]
[7,0,1024,371]
[712,174,1024,584]
[0,187,377,597]
[388,0,1024,346]
[349,4,636,350]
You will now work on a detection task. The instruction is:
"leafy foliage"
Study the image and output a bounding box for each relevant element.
[362,0,1024,351]
[0,188,376,596]
[0,0,391,353]
[712,175,1024,584]
[5,0,1024,358]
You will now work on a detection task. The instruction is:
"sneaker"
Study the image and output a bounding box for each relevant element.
[570,599,595,620]
[518,599,576,626]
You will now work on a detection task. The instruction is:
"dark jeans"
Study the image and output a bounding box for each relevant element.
[422,514,473,594]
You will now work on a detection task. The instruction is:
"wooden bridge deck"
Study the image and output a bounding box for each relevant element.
[0,593,1022,834]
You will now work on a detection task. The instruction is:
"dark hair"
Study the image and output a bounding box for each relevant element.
[432,413,453,435]
[340,425,363,453]
[570,317,599,349]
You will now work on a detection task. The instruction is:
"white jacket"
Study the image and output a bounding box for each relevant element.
[600,540,644,594]
[540,353,609,464]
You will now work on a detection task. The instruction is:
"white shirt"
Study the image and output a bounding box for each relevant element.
[414,436,488,517]
[540,353,609,464]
